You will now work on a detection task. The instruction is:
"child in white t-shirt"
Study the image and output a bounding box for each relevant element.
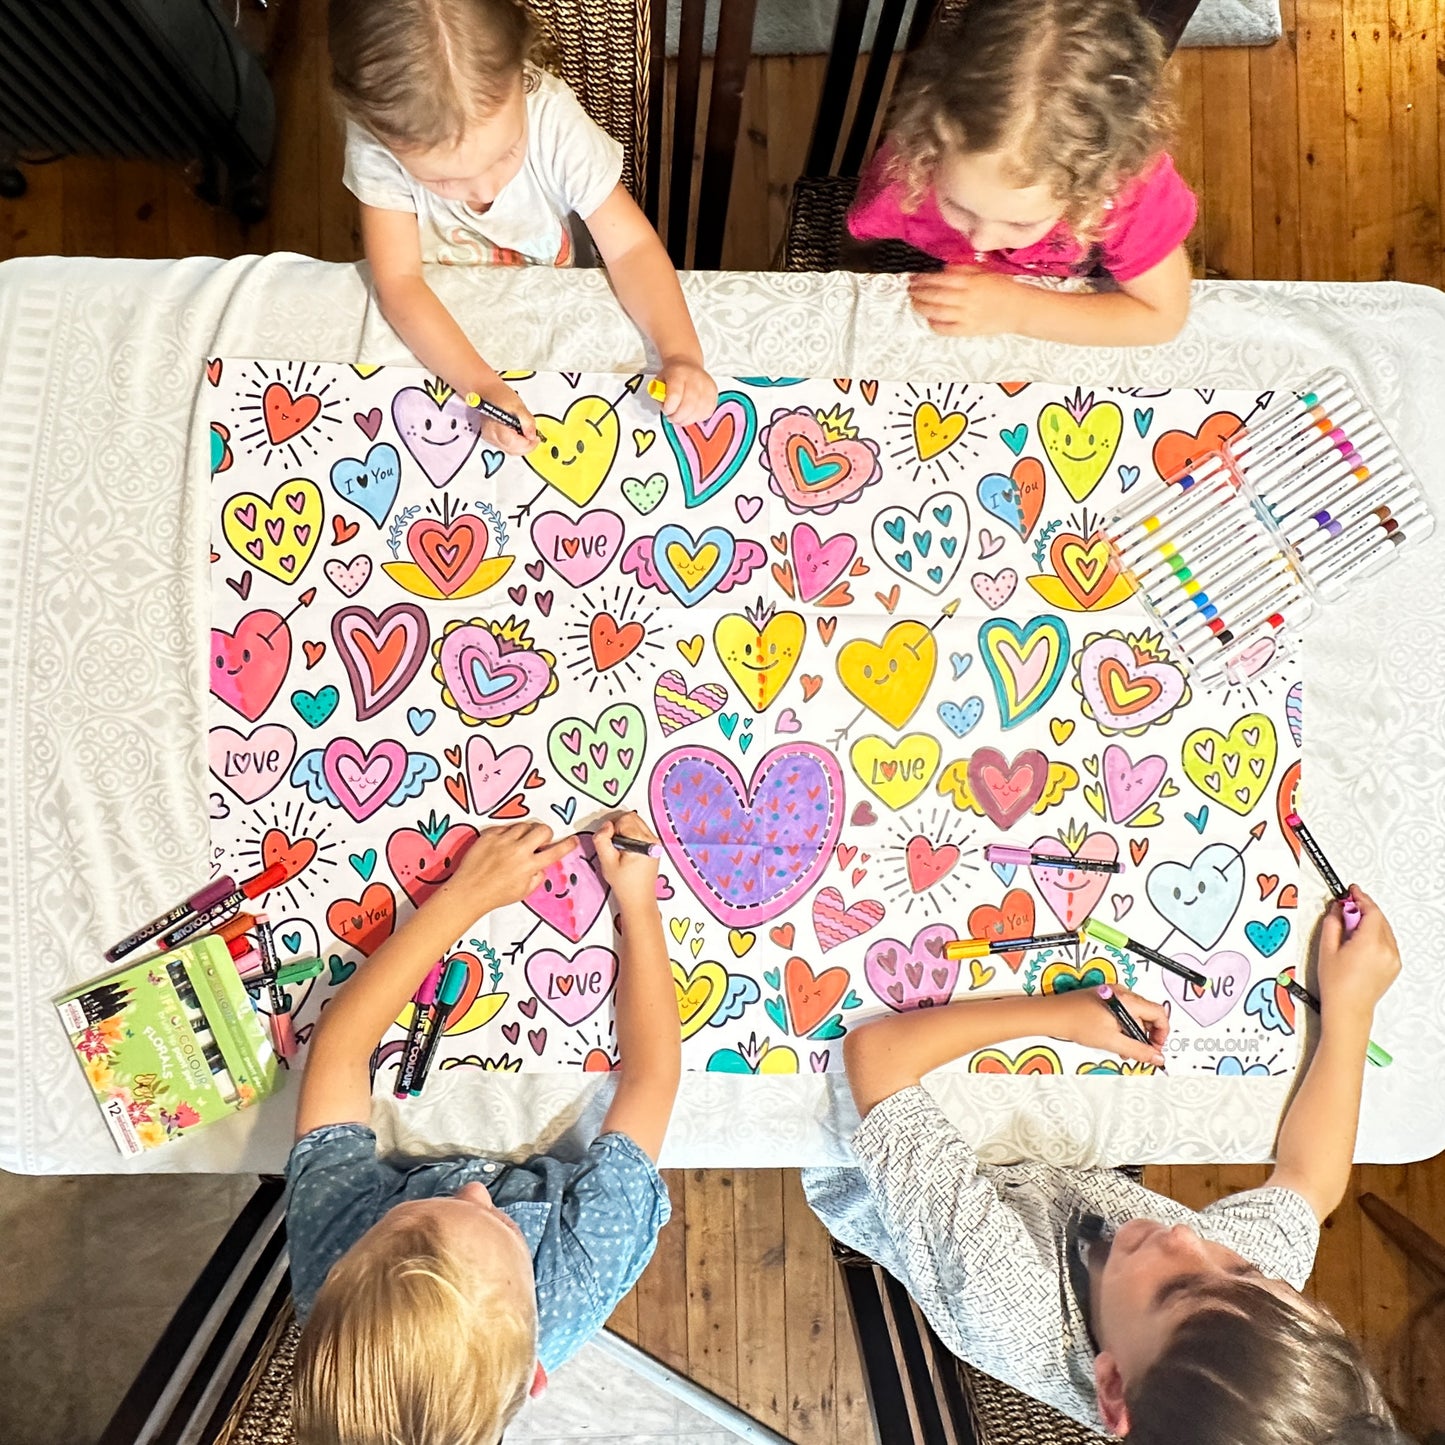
[328,0,718,453]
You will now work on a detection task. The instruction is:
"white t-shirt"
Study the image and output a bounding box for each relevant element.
[342,69,623,267]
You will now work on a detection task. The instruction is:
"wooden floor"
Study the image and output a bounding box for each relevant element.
[3,1,1444,1438]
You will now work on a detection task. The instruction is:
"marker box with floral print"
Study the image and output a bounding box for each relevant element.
[55,933,281,1155]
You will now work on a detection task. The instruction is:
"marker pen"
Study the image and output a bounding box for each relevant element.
[1125,511,1260,587]
[943,929,1080,960]
[1244,418,1386,500]
[610,834,662,858]
[1287,487,1411,555]
[1109,461,1236,539]
[1313,526,1413,598]
[104,874,238,961]
[1275,973,1390,1067]
[274,956,325,988]
[160,864,287,948]
[1158,562,1299,632]
[1096,984,1153,1049]
[985,845,1121,875]
[1264,450,1395,535]
[1297,499,1420,566]
[1081,918,1208,988]
[1230,380,1355,459]
[1241,401,1377,476]
[252,917,296,1059]
[463,392,525,436]
[1284,812,1361,932]
[1169,579,1304,652]
[217,911,259,943]
[408,956,470,1097]
[396,962,446,1097]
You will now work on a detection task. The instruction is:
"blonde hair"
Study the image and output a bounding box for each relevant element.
[887,0,1174,241]
[327,0,545,151]
[293,1211,538,1445]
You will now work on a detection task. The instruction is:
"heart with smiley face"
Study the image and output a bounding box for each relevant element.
[1145,842,1246,949]
[211,609,292,721]
[392,381,483,487]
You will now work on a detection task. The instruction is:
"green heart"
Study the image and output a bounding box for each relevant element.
[1050,965,1109,994]
[810,1015,846,1040]
[764,997,787,1031]
[796,449,844,488]
[292,685,339,728]
[327,954,357,987]
[620,472,668,515]
[546,704,646,807]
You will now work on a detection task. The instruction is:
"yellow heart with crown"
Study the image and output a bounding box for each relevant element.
[713,606,806,712]
[1039,389,1123,502]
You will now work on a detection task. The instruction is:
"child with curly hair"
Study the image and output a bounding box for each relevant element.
[852,0,1196,345]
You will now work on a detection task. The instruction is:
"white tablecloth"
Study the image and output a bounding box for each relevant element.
[2,256,1442,1173]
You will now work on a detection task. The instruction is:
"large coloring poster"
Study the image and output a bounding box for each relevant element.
[206,363,1308,1084]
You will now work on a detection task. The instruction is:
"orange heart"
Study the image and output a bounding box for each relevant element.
[325,881,396,956]
[261,827,317,882]
[353,626,408,695]
[1278,884,1299,909]
[589,612,645,670]
[1129,838,1149,866]
[800,674,823,701]
[771,532,788,553]
[1258,872,1279,900]
[970,1044,1060,1074]
[860,379,879,405]
[303,641,325,669]
[1049,530,1122,609]
[491,793,529,818]
[1152,411,1243,481]
[966,889,1035,973]
[333,516,360,544]
[875,585,901,613]
[1099,657,1163,714]
[1277,760,1302,862]
[1012,457,1047,539]
[785,955,849,1036]
[998,381,1031,397]
[817,617,836,644]
[262,382,321,445]
[770,923,796,948]
[583,1047,616,1071]
[445,773,469,810]
[692,410,739,481]
[771,560,797,597]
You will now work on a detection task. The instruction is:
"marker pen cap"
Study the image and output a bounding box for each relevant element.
[269,1011,297,1059]
[983,845,1033,866]
[437,957,469,1009]
[942,939,989,960]
[218,911,258,942]
[414,960,446,1009]
[1365,1039,1393,1068]
[194,875,239,911]
[241,863,288,899]
[275,956,325,987]
[1082,918,1127,949]
[233,947,263,977]
[226,935,253,960]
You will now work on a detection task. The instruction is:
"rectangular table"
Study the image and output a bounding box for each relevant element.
[2,255,1442,1173]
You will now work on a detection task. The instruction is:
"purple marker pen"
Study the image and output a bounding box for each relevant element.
[1285,812,1361,935]
[985,844,1122,875]
[104,875,237,961]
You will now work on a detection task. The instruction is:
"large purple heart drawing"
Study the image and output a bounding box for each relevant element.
[322,737,409,822]
[332,603,430,720]
[392,384,483,487]
[864,925,961,1011]
[649,743,844,927]
[1160,950,1252,1027]
[524,945,618,1026]
[436,622,555,723]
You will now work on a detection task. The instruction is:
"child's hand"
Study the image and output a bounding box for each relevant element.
[1316,885,1401,1019]
[444,822,578,914]
[1052,987,1170,1068]
[907,266,1020,337]
[473,379,539,456]
[658,358,719,427]
[593,812,661,915]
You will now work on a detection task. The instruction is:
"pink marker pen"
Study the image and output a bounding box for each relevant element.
[1285,812,1360,934]
[985,844,1122,875]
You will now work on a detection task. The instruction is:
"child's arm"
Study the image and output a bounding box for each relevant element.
[293,822,578,1138]
[590,813,681,1160]
[583,185,719,426]
[1267,887,1401,1221]
[359,204,540,454]
[845,987,1168,1117]
[907,245,1193,347]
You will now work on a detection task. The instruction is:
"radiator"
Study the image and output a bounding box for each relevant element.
[0,0,274,209]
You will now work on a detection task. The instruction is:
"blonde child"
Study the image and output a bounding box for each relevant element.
[852,0,1195,346]
[806,888,1409,1444]
[328,0,718,454]
[286,815,680,1444]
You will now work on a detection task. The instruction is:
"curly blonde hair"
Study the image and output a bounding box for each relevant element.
[328,0,549,151]
[886,0,1175,241]
[293,1210,538,1445]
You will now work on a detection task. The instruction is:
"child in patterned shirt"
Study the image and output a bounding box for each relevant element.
[286,816,680,1445]
[807,888,1408,1444]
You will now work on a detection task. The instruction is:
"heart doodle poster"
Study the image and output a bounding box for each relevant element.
[207,362,1306,1083]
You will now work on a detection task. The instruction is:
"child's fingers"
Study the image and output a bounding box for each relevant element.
[1318,906,1344,952]
[534,833,580,867]
[1115,1035,1168,1069]
[613,809,660,845]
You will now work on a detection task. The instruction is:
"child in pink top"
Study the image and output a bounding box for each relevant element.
[851,0,1196,347]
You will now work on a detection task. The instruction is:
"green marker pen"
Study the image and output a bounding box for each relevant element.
[1081,918,1210,990]
[1276,973,1392,1068]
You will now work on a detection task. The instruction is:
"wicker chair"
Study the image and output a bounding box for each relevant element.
[781,0,1204,274]
[833,1240,1113,1445]
[527,0,652,211]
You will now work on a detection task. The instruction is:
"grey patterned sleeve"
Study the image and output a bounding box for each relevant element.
[844,1087,1074,1397]
[1197,1185,1320,1290]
